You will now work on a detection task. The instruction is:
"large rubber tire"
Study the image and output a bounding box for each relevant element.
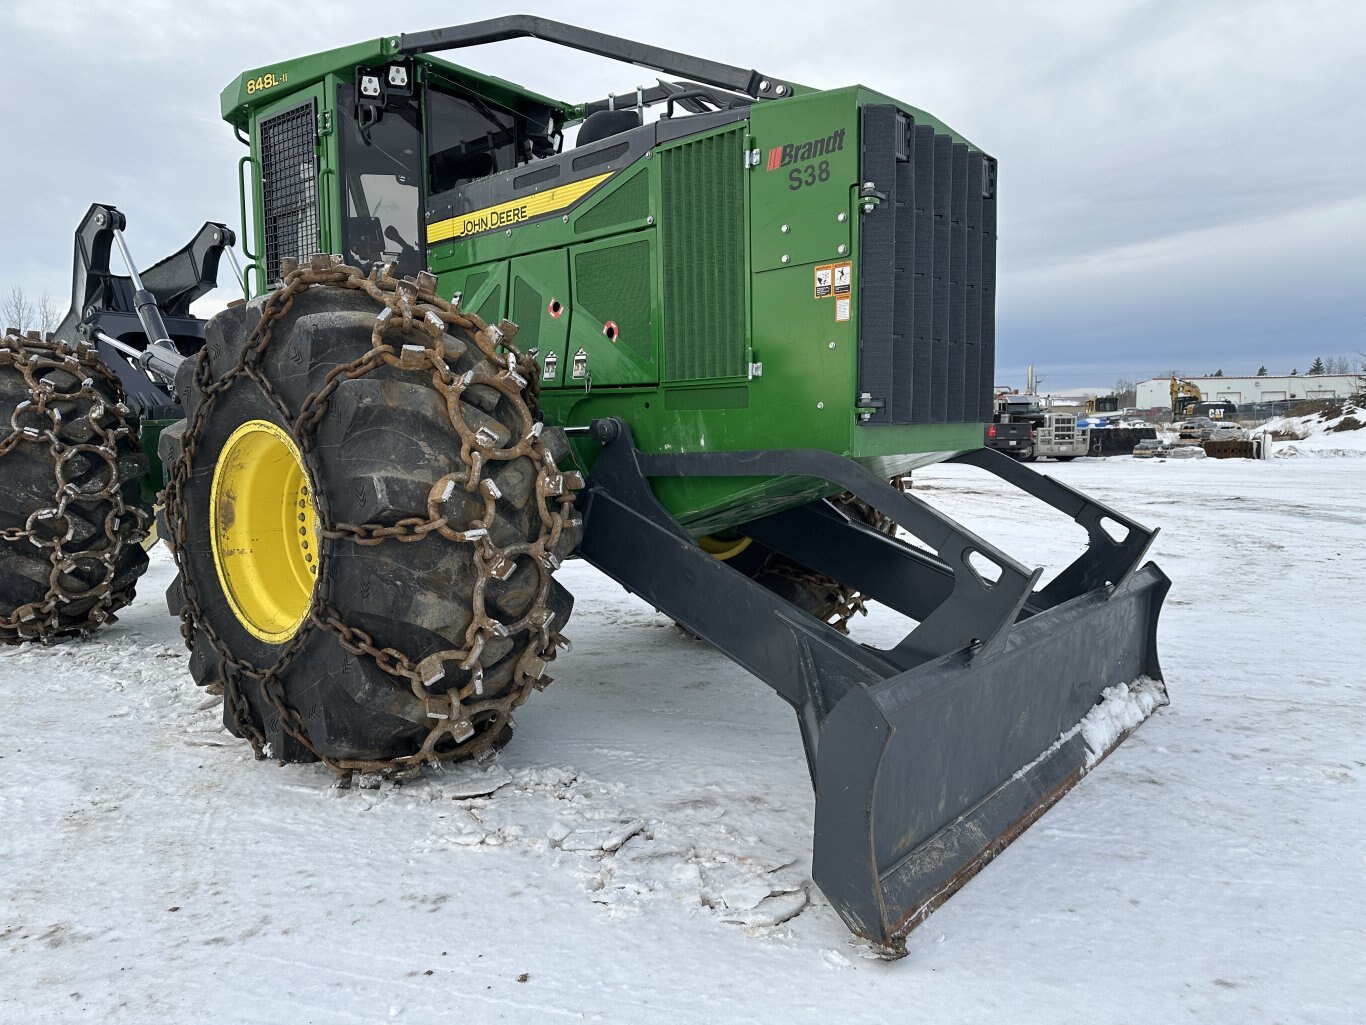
[0,332,150,643]
[166,283,578,769]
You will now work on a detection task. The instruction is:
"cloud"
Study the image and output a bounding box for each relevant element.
[2,0,1362,390]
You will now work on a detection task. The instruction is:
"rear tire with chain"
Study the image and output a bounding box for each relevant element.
[166,270,580,771]
[703,487,902,634]
[0,331,150,643]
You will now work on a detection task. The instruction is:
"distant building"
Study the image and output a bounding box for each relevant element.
[1135,374,1359,415]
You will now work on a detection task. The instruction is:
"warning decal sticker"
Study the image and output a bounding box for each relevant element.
[835,297,851,323]
[833,261,852,297]
[814,264,833,299]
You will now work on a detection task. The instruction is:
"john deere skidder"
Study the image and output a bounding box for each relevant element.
[0,17,1169,952]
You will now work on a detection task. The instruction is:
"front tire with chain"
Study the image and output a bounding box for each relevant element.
[166,264,581,774]
[0,331,150,643]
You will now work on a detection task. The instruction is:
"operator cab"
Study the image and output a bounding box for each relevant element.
[336,61,561,281]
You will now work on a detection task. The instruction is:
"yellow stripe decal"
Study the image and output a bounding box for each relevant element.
[426,172,616,245]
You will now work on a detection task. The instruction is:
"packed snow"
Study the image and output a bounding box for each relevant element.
[3,456,1363,1024]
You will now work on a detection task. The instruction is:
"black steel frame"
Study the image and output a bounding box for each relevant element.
[55,204,234,413]
[400,15,795,104]
[577,418,1170,950]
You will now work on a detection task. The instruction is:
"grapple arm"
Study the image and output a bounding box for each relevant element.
[54,204,235,412]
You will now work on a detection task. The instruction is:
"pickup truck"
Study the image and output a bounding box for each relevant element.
[985,420,1035,459]
[986,412,1091,461]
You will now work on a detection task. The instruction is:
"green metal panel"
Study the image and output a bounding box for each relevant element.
[536,91,986,532]
[508,251,571,386]
[573,167,650,235]
[444,262,507,327]
[221,37,568,131]
[749,89,857,273]
[473,270,507,325]
[569,235,657,384]
[137,419,175,507]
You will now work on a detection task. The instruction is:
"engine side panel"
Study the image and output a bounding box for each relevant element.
[424,89,993,533]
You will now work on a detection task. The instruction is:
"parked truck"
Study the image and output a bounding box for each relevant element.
[985,394,1088,460]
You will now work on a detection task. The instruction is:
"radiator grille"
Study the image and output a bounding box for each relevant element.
[660,127,746,381]
[858,105,996,425]
[259,101,320,286]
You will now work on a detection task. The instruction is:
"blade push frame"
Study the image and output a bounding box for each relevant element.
[577,418,1170,952]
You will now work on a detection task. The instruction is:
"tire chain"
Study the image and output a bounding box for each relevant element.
[165,256,582,778]
[765,475,913,635]
[0,330,149,642]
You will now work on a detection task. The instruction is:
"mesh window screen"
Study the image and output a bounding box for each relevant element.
[259,101,320,285]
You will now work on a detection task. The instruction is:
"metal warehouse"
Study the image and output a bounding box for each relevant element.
[1136,374,1360,414]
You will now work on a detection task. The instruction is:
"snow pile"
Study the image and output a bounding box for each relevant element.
[1009,676,1167,785]
[1259,401,1366,458]
[1078,677,1168,766]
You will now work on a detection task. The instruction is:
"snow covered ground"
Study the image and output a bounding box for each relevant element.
[3,455,1363,1024]
[1262,402,1366,458]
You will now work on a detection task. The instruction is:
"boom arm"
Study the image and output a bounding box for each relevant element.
[399,15,796,100]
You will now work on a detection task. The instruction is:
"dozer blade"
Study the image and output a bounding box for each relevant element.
[576,419,1169,954]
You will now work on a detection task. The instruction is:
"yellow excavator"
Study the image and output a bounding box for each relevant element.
[1170,376,1203,418]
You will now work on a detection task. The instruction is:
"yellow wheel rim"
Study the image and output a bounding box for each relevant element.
[210,419,319,644]
[699,532,753,561]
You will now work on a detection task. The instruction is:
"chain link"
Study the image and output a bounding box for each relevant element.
[0,330,149,641]
[764,474,912,634]
[164,257,580,779]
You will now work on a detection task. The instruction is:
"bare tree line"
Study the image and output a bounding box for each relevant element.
[2,286,63,338]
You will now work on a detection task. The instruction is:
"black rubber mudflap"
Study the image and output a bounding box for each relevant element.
[576,419,1170,953]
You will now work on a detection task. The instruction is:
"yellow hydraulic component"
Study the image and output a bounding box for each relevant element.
[699,532,753,561]
[140,514,160,551]
[210,419,319,643]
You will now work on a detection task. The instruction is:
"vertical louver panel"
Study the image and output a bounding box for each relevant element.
[910,124,936,420]
[964,151,985,422]
[979,159,998,423]
[661,127,746,381]
[930,133,951,423]
[857,105,997,425]
[948,141,970,422]
[259,101,319,286]
[858,105,899,418]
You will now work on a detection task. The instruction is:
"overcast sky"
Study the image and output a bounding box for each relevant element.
[1,0,1361,390]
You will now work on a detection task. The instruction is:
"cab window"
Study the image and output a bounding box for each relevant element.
[427,87,518,201]
[337,83,424,278]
